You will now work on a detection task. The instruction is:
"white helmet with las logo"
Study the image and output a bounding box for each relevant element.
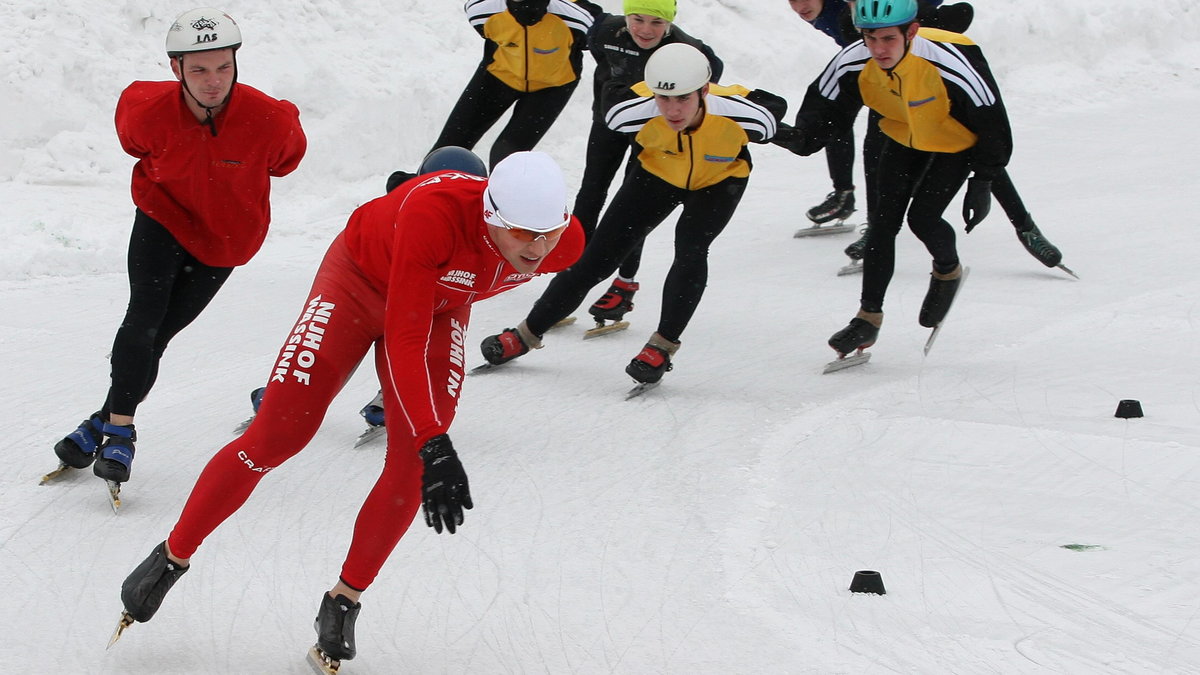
[166,7,242,56]
[643,43,710,96]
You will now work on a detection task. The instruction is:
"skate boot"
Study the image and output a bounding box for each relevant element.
[625,333,679,384]
[314,592,361,662]
[919,265,963,328]
[1016,218,1062,268]
[93,422,136,483]
[480,321,541,366]
[54,411,105,468]
[120,542,189,623]
[828,311,883,356]
[359,391,385,428]
[844,226,870,260]
[807,189,855,224]
[250,386,266,413]
[589,278,639,322]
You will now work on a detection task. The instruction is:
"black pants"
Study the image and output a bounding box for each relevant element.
[527,167,748,342]
[860,138,970,314]
[105,211,233,417]
[824,120,856,193]
[432,66,578,169]
[571,114,645,279]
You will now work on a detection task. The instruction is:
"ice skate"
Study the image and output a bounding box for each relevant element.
[309,592,361,673]
[625,333,679,390]
[233,386,265,433]
[53,412,105,470]
[919,265,963,328]
[796,189,857,237]
[837,226,870,274]
[923,267,970,355]
[113,541,190,645]
[93,422,136,484]
[1017,219,1077,277]
[354,392,386,447]
[476,321,541,371]
[585,278,637,338]
[825,311,882,373]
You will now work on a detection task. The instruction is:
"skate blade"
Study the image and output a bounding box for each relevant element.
[1056,263,1079,279]
[583,320,630,340]
[107,611,135,649]
[107,480,122,512]
[307,645,341,674]
[625,381,661,400]
[232,414,255,434]
[353,425,386,448]
[836,260,863,276]
[794,222,857,238]
[39,462,73,485]
[469,361,508,375]
[550,316,577,329]
[823,351,871,374]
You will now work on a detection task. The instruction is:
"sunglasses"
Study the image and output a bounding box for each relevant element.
[487,192,570,243]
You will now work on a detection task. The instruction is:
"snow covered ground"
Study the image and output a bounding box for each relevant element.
[3,1,1200,673]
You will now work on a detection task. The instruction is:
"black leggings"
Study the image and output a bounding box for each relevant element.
[105,211,233,417]
[527,168,747,342]
[571,115,644,278]
[860,138,970,314]
[824,121,856,193]
[431,66,578,169]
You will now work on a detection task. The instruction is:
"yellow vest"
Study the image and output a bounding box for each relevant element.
[858,28,978,153]
[484,12,578,92]
[633,84,754,190]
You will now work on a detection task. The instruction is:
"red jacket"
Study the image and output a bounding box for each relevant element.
[343,171,584,445]
[115,81,307,267]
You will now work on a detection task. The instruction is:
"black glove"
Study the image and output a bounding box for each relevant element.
[962,177,992,232]
[419,434,473,534]
[507,0,549,26]
[745,89,788,124]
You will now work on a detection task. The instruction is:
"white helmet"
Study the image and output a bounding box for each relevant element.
[644,43,711,96]
[483,152,570,233]
[166,8,242,56]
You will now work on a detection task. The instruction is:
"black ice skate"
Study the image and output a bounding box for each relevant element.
[796,189,857,237]
[308,593,361,673]
[919,265,963,328]
[475,322,542,373]
[94,422,136,483]
[586,278,637,338]
[1016,218,1077,277]
[825,311,882,373]
[837,226,871,275]
[53,412,105,470]
[111,541,190,645]
[625,333,679,388]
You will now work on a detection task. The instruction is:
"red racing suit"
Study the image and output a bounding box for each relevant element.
[166,171,584,590]
[116,81,307,267]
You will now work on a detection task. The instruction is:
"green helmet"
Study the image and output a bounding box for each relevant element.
[853,0,918,29]
[624,0,677,22]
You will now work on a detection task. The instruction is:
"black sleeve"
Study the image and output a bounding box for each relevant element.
[783,71,863,156]
[950,48,1012,178]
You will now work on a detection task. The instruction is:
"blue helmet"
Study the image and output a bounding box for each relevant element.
[418,146,487,177]
[854,0,918,29]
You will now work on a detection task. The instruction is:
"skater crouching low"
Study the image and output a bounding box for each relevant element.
[479,43,788,387]
[114,151,584,668]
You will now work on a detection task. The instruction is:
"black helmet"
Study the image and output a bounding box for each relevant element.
[419,146,488,177]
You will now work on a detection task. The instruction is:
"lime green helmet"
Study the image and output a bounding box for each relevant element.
[854,0,918,29]
[624,0,677,22]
